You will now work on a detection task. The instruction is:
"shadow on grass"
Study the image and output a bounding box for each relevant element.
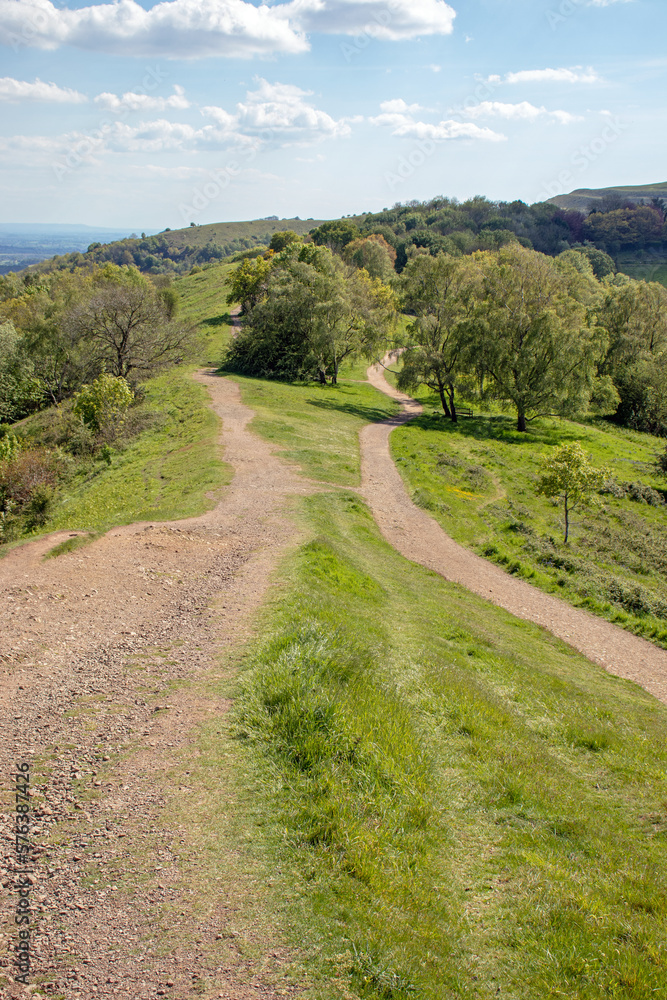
[202,312,233,328]
[307,396,397,424]
[415,412,586,448]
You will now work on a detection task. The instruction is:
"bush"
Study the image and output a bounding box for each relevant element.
[0,448,62,535]
[73,373,134,441]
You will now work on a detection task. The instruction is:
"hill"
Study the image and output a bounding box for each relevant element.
[31,216,329,276]
[547,181,667,212]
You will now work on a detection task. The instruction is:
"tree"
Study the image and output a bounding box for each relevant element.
[473,245,602,431]
[309,220,360,252]
[312,262,395,384]
[226,255,273,314]
[598,279,667,366]
[536,442,609,543]
[64,266,193,382]
[342,235,396,281]
[268,230,301,252]
[224,247,395,383]
[0,322,44,421]
[396,254,480,420]
[73,373,134,442]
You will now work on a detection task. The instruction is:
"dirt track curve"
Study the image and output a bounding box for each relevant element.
[1,372,317,999]
[360,359,667,707]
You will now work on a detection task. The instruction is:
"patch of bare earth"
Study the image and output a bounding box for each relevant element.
[361,359,667,707]
[1,372,318,999]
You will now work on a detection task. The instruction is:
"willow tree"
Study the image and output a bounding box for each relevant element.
[396,253,481,421]
[473,245,602,431]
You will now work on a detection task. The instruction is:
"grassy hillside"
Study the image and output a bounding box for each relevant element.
[548,181,667,212]
[158,216,327,250]
[31,217,330,277]
[386,387,667,648]
[1,266,234,550]
[207,374,667,1000]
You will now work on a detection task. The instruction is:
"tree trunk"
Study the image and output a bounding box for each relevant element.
[448,385,458,423]
[564,496,570,544]
[517,411,527,432]
[317,368,327,384]
[438,385,452,418]
[331,358,339,385]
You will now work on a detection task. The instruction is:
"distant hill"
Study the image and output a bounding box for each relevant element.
[28,216,330,277]
[547,182,667,212]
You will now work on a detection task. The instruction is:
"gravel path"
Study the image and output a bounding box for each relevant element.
[1,372,316,999]
[360,359,667,707]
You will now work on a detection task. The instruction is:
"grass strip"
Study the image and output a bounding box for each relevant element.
[231,376,399,486]
[228,490,667,999]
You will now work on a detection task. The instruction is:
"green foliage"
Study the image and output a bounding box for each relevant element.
[536,442,609,542]
[583,205,665,253]
[72,373,134,438]
[224,246,395,384]
[342,235,396,281]
[397,254,481,419]
[473,244,604,430]
[310,219,361,252]
[226,255,273,314]
[0,321,45,420]
[0,428,22,462]
[268,230,302,252]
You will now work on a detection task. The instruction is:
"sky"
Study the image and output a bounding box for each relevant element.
[0,0,665,229]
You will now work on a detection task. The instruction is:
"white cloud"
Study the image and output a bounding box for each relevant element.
[379,98,423,114]
[0,75,86,102]
[0,0,308,59]
[371,103,505,142]
[503,67,601,85]
[0,77,353,166]
[208,78,352,141]
[292,0,456,40]
[0,0,457,59]
[94,85,190,113]
[466,101,582,125]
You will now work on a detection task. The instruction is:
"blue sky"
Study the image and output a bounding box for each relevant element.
[0,0,664,228]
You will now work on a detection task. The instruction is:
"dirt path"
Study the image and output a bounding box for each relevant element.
[361,360,667,707]
[1,372,316,999]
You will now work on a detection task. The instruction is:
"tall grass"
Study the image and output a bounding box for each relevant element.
[233,491,667,999]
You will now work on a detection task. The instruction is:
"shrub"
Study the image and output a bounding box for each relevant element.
[73,373,134,441]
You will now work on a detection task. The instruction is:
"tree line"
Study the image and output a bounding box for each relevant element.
[0,263,192,422]
[225,232,667,436]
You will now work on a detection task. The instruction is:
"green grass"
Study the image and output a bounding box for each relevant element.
[227,489,667,1000]
[232,375,399,486]
[43,532,99,558]
[44,369,230,533]
[388,395,667,646]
